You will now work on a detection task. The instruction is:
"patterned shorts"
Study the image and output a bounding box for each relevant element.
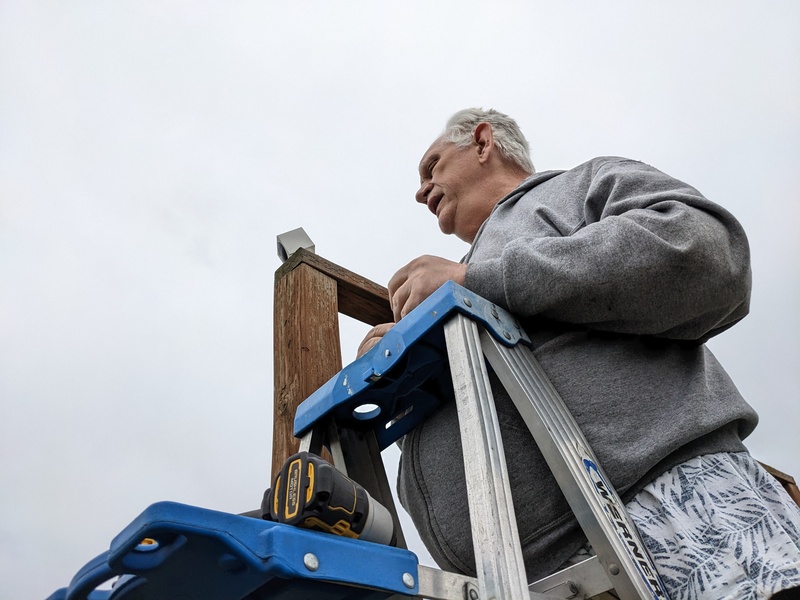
[626,452,800,600]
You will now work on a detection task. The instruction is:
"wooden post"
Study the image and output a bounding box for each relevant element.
[272,249,392,481]
[761,462,800,508]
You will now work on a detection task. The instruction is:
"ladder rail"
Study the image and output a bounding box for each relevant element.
[444,314,531,600]
[480,328,668,600]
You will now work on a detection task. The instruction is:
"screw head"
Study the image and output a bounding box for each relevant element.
[609,563,620,576]
[491,308,499,319]
[303,553,319,571]
[402,572,415,588]
[503,331,512,340]
[134,538,159,553]
[463,297,473,307]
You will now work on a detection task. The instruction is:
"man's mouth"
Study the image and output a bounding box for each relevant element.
[428,193,443,216]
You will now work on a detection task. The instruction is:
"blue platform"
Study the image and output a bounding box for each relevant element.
[48,502,419,600]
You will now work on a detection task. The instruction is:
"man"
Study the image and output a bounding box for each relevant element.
[359,109,800,599]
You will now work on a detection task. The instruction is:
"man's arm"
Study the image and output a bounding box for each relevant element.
[465,159,751,341]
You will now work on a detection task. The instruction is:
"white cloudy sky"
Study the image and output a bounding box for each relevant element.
[1,2,798,597]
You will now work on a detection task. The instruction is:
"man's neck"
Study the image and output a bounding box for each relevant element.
[488,170,530,207]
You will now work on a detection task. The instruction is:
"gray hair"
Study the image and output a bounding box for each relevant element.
[443,108,534,174]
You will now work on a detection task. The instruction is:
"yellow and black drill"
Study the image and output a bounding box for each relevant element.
[262,451,395,546]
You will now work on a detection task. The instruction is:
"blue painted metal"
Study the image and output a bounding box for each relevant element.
[48,501,419,600]
[294,281,530,449]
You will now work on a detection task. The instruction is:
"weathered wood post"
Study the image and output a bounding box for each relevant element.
[271,248,392,480]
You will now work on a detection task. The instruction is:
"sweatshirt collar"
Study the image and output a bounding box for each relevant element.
[462,169,566,262]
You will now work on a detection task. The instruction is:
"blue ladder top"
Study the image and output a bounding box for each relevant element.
[293,280,530,449]
[48,501,419,600]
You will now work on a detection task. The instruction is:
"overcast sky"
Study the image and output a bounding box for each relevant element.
[1,2,799,597]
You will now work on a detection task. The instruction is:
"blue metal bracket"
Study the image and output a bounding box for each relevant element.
[48,501,419,600]
[293,281,530,449]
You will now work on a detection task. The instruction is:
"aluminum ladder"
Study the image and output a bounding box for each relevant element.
[49,281,668,600]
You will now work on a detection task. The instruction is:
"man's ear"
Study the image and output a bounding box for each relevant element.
[473,122,495,164]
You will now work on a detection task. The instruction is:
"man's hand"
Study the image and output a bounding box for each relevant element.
[356,257,465,358]
[388,255,467,322]
[357,323,394,358]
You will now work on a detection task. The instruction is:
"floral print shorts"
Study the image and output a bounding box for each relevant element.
[626,452,800,599]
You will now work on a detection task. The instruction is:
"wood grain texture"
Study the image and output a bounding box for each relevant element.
[272,263,342,480]
[275,249,392,326]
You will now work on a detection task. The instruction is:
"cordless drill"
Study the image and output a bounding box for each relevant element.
[262,451,395,546]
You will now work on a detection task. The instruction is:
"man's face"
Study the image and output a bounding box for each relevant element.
[415,137,489,243]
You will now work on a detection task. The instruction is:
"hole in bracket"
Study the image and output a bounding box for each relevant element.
[352,403,381,421]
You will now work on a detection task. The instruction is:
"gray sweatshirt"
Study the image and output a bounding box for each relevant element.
[397,157,759,582]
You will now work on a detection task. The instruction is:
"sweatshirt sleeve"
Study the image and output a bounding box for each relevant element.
[465,159,751,341]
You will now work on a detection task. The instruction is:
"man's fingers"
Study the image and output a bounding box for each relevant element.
[388,267,409,322]
[369,322,394,337]
[356,336,381,358]
[387,265,408,300]
[387,255,467,321]
[392,283,426,321]
[398,288,422,320]
[356,323,394,358]
[391,283,411,322]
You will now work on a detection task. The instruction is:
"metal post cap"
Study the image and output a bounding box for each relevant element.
[277,227,315,263]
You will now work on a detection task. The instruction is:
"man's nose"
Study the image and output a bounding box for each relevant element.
[416,182,433,204]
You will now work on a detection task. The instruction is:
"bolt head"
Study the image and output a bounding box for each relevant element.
[303,553,319,571]
[402,572,415,589]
